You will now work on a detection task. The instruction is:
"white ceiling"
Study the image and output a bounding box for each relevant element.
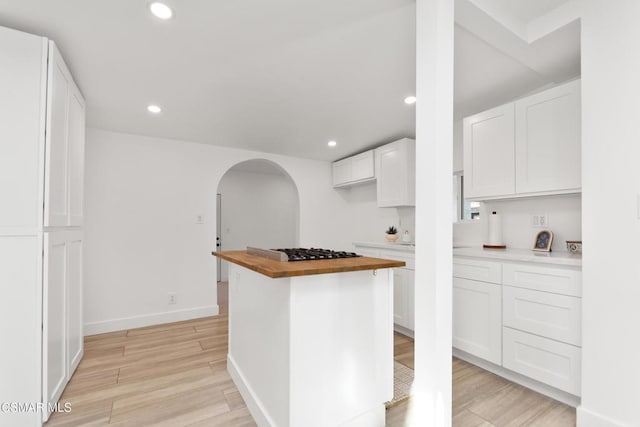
[0,0,579,161]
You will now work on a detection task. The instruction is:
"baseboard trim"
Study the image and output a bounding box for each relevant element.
[84,305,219,335]
[577,406,627,427]
[227,354,276,427]
[453,348,581,407]
[394,324,414,338]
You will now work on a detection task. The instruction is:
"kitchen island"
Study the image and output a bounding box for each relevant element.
[213,250,405,427]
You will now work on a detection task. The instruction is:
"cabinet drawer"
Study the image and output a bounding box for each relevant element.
[453,257,501,284]
[503,263,581,296]
[379,250,415,270]
[503,327,581,396]
[503,286,581,346]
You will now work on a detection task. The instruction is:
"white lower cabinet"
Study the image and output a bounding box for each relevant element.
[503,327,581,395]
[354,244,415,334]
[452,278,502,365]
[453,256,582,398]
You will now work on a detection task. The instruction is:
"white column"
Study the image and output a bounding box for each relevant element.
[579,1,640,426]
[414,0,454,426]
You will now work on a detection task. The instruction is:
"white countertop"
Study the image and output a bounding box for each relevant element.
[353,241,416,253]
[354,242,582,267]
[453,247,582,267]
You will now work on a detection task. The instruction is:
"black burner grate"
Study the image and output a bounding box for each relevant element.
[272,248,361,262]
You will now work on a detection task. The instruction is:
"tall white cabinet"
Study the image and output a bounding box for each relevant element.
[0,26,85,426]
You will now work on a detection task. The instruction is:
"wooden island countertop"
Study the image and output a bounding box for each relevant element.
[212,250,405,278]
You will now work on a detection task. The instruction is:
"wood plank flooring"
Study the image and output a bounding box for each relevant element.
[45,315,253,427]
[46,283,575,426]
[388,334,576,427]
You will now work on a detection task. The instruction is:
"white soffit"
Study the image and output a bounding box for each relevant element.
[464,0,580,42]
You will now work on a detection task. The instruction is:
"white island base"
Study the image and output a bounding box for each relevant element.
[226,263,394,427]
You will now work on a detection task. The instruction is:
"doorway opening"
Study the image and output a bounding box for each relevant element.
[215,159,300,313]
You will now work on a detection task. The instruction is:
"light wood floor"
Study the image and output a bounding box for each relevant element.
[46,284,575,426]
[387,334,576,426]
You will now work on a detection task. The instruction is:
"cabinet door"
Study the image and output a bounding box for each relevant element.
[393,268,415,331]
[463,104,515,199]
[332,158,351,187]
[68,84,86,226]
[43,232,67,421]
[66,232,84,375]
[376,139,415,207]
[453,277,502,365]
[515,80,581,194]
[44,42,71,227]
[350,150,375,182]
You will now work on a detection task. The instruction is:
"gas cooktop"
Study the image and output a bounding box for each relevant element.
[246,246,362,262]
[273,248,362,262]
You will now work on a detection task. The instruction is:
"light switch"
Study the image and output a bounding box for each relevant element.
[196,215,204,224]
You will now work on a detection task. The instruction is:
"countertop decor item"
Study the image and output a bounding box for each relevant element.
[533,230,554,252]
[386,226,399,242]
[566,240,582,254]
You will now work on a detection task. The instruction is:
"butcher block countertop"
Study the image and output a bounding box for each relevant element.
[212,250,406,278]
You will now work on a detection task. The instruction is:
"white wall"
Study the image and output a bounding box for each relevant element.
[84,128,354,334]
[218,168,298,280]
[453,195,582,251]
[335,183,416,245]
[578,1,640,426]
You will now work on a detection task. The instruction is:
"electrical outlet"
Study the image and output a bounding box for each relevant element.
[168,293,177,305]
[539,214,548,227]
[532,214,548,228]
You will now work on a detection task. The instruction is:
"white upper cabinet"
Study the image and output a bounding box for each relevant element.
[463,104,515,199]
[332,150,375,187]
[44,42,86,227]
[463,79,581,200]
[375,138,416,207]
[515,80,581,194]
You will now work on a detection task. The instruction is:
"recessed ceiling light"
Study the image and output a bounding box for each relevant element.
[147,104,162,114]
[149,2,173,20]
[404,96,417,105]
[328,140,337,147]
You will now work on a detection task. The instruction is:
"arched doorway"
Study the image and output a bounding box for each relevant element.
[215,159,300,306]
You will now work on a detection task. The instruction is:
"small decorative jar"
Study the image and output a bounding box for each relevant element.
[566,240,582,254]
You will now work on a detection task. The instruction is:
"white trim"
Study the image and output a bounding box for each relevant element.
[453,348,581,407]
[394,324,414,339]
[227,354,276,427]
[83,305,218,335]
[576,407,627,427]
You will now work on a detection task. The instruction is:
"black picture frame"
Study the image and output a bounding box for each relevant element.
[533,230,554,252]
